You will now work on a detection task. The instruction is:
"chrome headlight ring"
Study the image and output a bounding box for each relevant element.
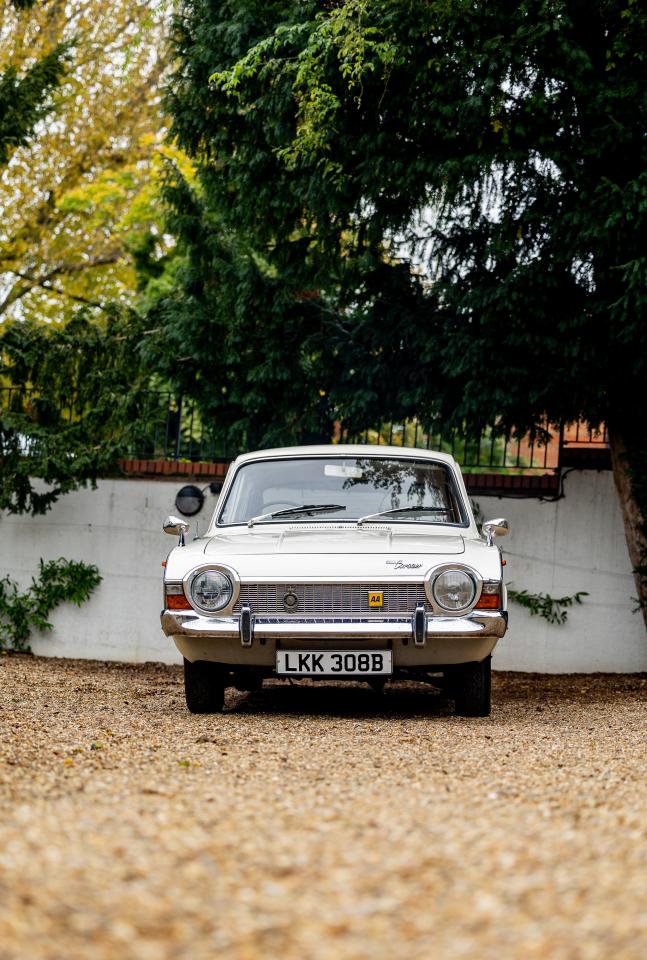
[424,563,482,616]
[183,563,240,616]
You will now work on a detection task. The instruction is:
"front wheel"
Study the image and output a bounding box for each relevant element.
[183,658,226,714]
[452,657,491,717]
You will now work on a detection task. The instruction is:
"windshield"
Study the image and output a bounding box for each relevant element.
[217,456,467,526]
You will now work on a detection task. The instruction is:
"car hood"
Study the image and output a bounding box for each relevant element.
[163,525,504,581]
[202,525,466,556]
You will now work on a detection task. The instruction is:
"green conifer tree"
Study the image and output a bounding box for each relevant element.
[157,1,647,619]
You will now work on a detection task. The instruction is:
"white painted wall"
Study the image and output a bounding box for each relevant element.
[0,479,185,666]
[0,472,644,672]
[479,471,647,672]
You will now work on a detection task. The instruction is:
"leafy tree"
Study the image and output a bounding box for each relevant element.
[0,0,71,166]
[160,0,647,622]
[0,0,176,322]
[0,308,155,514]
[0,1,183,515]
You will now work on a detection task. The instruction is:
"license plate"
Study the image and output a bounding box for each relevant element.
[276,650,392,676]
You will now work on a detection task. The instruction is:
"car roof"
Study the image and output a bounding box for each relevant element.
[232,444,458,468]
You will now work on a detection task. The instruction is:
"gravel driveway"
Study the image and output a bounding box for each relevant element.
[1,655,646,960]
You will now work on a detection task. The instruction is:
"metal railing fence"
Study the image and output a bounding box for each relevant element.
[0,387,233,463]
[1,386,608,473]
[341,420,608,473]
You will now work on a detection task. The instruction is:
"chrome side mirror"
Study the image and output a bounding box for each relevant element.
[163,515,189,546]
[482,518,509,547]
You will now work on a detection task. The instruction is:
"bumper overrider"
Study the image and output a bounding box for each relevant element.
[161,609,508,644]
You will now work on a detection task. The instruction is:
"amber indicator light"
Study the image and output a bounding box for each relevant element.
[166,594,191,610]
[475,593,500,610]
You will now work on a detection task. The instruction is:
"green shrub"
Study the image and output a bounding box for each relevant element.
[0,558,101,652]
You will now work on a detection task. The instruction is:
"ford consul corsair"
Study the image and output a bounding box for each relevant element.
[161,445,509,716]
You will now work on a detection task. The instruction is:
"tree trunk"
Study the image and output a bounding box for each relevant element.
[608,428,647,632]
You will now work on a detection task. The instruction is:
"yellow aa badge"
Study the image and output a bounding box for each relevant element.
[368,591,384,607]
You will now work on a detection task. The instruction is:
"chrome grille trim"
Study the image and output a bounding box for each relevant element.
[253,616,412,624]
[234,583,428,616]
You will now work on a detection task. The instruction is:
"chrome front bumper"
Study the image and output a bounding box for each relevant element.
[161,609,508,643]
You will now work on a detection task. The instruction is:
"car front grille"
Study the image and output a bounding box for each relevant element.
[235,583,429,616]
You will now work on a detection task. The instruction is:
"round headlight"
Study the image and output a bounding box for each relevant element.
[190,570,233,612]
[432,569,476,611]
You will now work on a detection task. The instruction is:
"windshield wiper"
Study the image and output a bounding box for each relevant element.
[248,504,347,527]
[356,506,450,526]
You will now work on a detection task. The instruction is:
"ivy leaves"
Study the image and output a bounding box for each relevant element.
[508,588,589,626]
[0,559,102,653]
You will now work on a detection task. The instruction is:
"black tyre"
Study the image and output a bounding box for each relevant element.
[452,656,492,717]
[183,658,226,714]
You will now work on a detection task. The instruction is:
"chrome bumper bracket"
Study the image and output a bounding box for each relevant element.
[413,604,426,646]
[240,605,253,646]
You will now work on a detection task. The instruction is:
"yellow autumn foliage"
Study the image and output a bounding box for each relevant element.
[0,0,191,322]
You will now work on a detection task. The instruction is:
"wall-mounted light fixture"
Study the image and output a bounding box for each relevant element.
[174,484,203,517]
[174,480,224,517]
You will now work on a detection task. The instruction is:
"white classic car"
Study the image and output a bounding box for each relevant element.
[161,445,509,716]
